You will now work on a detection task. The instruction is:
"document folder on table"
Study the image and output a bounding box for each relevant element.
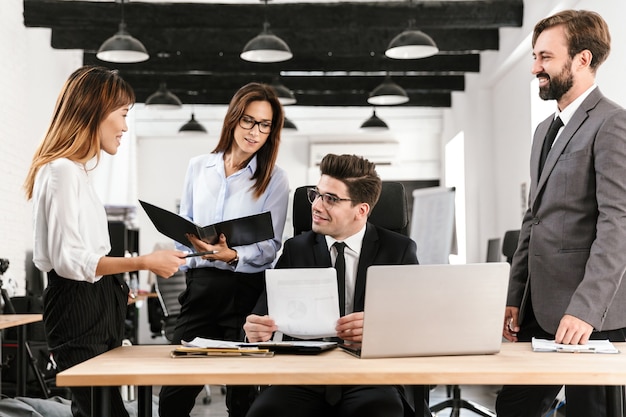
[171,346,274,358]
[531,338,619,354]
[139,200,274,248]
[183,337,336,355]
[242,341,337,355]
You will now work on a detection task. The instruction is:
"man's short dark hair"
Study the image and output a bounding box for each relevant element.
[319,153,382,210]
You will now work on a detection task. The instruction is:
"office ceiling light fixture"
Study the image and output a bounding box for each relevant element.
[241,0,292,63]
[145,83,182,109]
[367,75,409,106]
[360,109,389,131]
[283,116,298,131]
[179,112,207,135]
[385,18,438,60]
[271,78,297,105]
[96,0,149,63]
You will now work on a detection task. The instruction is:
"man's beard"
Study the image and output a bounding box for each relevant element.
[538,61,574,101]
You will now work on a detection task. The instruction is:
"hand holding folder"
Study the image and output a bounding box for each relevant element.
[139,200,274,249]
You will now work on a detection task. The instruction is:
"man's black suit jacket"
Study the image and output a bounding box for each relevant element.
[253,222,419,316]
[251,222,422,417]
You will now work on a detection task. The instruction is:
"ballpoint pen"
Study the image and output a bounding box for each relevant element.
[185,250,219,258]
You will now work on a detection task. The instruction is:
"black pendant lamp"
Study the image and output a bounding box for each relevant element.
[179,113,208,135]
[271,78,297,105]
[145,83,182,109]
[283,116,298,131]
[360,109,389,131]
[241,0,292,63]
[367,75,409,106]
[96,0,149,63]
[385,18,438,60]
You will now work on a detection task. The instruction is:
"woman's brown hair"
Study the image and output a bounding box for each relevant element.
[212,82,284,199]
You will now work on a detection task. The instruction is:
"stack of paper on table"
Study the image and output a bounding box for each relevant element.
[172,339,273,357]
[180,337,336,355]
[532,337,619,353]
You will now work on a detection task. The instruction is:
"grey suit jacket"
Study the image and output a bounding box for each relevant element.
[508,87,626,334]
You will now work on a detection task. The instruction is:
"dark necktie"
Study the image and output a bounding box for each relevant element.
[325,242,347,406]
[333,242,346,316]
[538,116,563,176]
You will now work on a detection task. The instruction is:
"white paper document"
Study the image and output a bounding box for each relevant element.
[182,338,241,348]
[265,268,340,339]
[532,337,620,354]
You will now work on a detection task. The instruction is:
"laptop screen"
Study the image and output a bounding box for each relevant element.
[356,263,510,358]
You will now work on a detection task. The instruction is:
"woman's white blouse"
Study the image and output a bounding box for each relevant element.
[32,158,109,283]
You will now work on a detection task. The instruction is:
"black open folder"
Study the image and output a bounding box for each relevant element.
[139,200,274,248]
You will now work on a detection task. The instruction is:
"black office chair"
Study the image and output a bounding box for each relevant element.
[486,238,502,263]
[502,229,520,264]
[292,181,410,236]
[155,270,217,404]
[155,270,187,341]
[293,182,439,415]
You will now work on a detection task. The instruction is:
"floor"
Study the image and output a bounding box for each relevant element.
[175,384,503,417]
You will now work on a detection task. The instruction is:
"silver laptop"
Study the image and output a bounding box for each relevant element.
[341,262,510,358]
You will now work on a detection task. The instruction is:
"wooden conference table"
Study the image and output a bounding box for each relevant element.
[57,342,626,417]
[0,314,44,397]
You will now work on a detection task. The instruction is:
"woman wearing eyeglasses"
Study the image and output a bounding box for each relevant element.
[158,83,289,417]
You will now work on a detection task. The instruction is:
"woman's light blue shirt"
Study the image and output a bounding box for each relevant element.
[178,152,289,273]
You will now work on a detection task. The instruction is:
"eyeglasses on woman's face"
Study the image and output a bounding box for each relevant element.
[239,115,272,134]
[306,187,353,207]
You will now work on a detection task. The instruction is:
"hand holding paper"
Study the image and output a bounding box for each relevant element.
[266,268,340,339]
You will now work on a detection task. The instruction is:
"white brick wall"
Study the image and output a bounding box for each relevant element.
[0,0,81,294]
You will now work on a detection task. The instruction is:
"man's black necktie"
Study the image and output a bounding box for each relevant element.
[538,116,563,176]
[327,242,347,406]
[333,242,346,316]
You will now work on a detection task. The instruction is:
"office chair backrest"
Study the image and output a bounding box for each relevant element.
[486,238,502,262]
[292,181,409,236]
[155,270,187,341]
[502,230,520,264]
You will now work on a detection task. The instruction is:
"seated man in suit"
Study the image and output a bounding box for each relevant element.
[243,153,420,417]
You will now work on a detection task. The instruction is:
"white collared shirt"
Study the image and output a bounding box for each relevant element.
[325,225,366,315]
[32,158,109,282]
[551,84,597,147]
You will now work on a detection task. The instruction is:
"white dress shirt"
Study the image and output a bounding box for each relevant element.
[32,158,109,282]
[326,225,366,315]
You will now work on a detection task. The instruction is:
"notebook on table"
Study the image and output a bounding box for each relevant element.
[340,262,510,359]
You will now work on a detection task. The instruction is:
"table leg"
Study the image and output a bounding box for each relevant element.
[92,386,111,417]
[606,386,624,417]
[16,325,26,396]
[412,385,433,417]
[138,385,153,417]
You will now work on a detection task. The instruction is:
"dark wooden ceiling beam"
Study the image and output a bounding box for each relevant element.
[122,72,459,107]
[82,53,480,74]
[51,27,499,55]
[131,88,452,108]
[24,0,523,31]
[122,73,464,94]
